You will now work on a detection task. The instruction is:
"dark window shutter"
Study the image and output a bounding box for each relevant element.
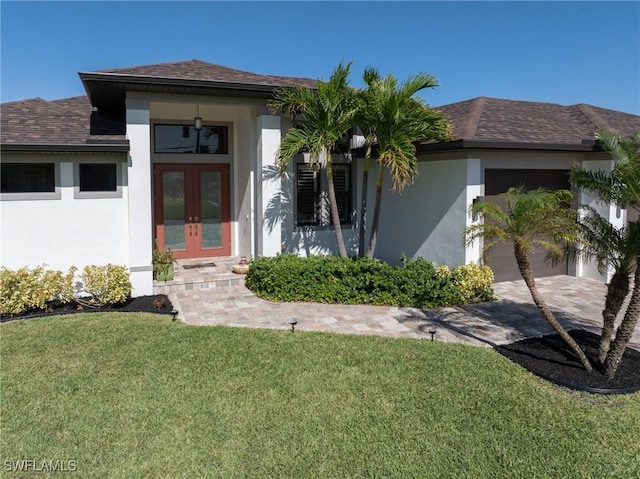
[333,164,351,223]
[296,165,319,225]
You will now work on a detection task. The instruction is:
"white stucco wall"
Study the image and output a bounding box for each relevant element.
[373,156,468,266]
[0,155,130,273]
[577,158,619,282]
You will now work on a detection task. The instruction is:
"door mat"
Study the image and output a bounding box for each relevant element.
[182,262,216,270]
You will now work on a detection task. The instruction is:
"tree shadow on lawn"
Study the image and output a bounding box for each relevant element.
[393,300,640,393]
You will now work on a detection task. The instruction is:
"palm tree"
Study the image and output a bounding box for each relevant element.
[466,187,593,373]
[569,208,640,365]
[570,131,640,379]
[268,63,359,258]
[355,69,450,258]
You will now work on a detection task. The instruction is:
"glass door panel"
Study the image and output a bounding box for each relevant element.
[199,171,222,249]
[162,171,186,251]
[154,164,230,259]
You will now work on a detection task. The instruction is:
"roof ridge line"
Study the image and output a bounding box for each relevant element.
[459,97,486,139]
[575,103,614,132]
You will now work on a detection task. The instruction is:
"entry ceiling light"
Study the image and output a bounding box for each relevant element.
[194,104,202,131]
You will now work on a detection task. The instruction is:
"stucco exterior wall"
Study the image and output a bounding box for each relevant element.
[373,156,469,266]
[0,154,130,272]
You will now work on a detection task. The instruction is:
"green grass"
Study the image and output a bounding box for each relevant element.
[1,313,639,478]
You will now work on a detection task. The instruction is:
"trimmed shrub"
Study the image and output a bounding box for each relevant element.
[0,263,132,316]
[80,264,132,306]
[0,265,76,316]
[245,254,494,308]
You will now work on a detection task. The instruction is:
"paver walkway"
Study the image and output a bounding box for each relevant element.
[168,275,640,350]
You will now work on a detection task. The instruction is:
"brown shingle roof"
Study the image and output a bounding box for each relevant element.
[95,59,317,89]
[1,96,126,147]
[435,97,640,145]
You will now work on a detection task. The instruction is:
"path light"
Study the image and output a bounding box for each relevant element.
[289,319,297,332]
[428,329,436,341]
[171,309,179,321]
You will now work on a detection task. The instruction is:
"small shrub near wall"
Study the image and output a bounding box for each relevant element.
[0,264,132,317]
[80,265,132,306]
[0,265,76,316]
[245,254,494,308]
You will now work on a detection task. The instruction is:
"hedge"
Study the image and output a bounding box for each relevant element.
[0,264,132,317]
[245,254,494,308]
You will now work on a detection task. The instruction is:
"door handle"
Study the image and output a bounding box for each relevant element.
[188,217,193,236]
[194,217,199,236]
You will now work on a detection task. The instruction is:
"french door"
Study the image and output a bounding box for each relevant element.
[154,164,230,258]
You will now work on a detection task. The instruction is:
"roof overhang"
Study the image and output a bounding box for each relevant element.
[1,142,130,154]
[80,72,285,111]
[415,139,603,154]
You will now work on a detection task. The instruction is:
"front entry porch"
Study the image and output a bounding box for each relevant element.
[153,256,246,296]
[153,163,231,259]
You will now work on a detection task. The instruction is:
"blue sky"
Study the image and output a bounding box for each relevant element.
[1,1,639,114]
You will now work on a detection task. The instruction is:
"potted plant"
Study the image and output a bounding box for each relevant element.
[153,242,175,281]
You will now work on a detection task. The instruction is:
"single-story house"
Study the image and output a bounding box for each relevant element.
[1,60,639,294]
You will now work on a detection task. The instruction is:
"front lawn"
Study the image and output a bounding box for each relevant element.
[1,313,638,478]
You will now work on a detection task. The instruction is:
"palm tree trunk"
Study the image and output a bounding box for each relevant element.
[514,243,593,373]
[358,147,371,257]
[599,270,630,365]
[326,162,348,258]
[366,164,384,259]
[604,261,640,379]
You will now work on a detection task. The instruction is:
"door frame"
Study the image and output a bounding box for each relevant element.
[153,163,231,258]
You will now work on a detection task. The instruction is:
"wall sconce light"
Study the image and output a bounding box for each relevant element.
[194,104,202,131]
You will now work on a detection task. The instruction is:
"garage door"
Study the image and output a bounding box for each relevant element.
[484,169,570,282]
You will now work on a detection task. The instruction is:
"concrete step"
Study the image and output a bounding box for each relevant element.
[153,256,247,295]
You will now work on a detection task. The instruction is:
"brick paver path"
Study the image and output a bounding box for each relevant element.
[169,275,640,349]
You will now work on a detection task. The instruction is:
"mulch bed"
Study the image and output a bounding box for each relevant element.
[496,330,640,394]
[0,295,175,323]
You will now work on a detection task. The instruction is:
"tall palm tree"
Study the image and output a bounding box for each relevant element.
[570,131,640,379]
[466,187,593,373]
[355,69,450,259]
[268,63,359,258]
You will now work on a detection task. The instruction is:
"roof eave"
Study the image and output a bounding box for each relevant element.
[79,71,281,92]
[79,71,289,109]
[416,139,602,153]
[1,142,130,154]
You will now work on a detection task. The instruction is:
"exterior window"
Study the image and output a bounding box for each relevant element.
[154,124,228,154]
[333,164,351,223]
[79,164,117,192]
[1,163,55,193]
[296,163,352,226]
[296,165,319,225]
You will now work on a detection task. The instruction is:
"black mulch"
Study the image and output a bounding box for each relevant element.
[496,330,640,394]
[0,295,175,323]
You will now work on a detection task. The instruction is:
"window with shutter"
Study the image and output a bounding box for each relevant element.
[295,162,352,227]
[332,164,351,223]
[296,165,319,225]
